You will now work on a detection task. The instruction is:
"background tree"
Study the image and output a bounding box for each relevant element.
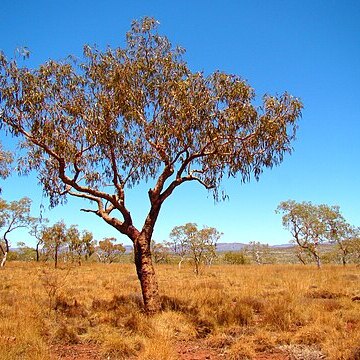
[333,226,360,265]
[245,241,274,265]
[16,241,36,261]
[276,200,356,268]
[0,17,302,313]
[169,224,193,269]
[321,206,360,266]
[97,237,125,263]
[0,197,36,267]
[169,223,221,274]
[41,221,67,268]
[277,201,326,268]
[66,225,83,265]
[151,240,170,264]
[346,236,360,263]
[30,216,49,261]
[82,230,97,261]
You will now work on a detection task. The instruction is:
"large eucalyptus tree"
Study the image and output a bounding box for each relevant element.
[0,18,302,313]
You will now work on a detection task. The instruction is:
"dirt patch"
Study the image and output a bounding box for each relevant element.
[50,341,291,360]
[254,350,290,360]
[50,344,103,360]
[176,340,226,359]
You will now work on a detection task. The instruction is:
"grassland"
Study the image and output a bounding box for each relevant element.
[0,262,359,359]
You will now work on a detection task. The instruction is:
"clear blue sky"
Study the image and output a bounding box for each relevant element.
[1,0,359,247]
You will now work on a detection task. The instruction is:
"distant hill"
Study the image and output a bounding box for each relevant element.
[216,243,247,252]
[271,244,294,249]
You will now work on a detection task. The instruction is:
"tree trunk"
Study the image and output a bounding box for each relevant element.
[314,253,321,269]
[54,245,58,269]
[134,232,161,314]
[36,242,40,262]
[0,240,9,268]
[0,251,7,267]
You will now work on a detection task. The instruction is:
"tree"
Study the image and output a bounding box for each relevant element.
[16,241,36,261]
[169,223,221,275]
[97,237,125,263]
[30,216,49,261]
[346,236,360,263]
[0,18,302,313]
[41,221,68,268]
[245,241,274,265]
[151,240,170,264]
[82,230,97,261]
[169,224,193,270]
[66,225,83,265]
[330,223,360,265]
[276,200,354,268]
[0,197,36,267]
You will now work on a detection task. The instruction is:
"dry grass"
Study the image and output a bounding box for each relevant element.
[0,262,359,359]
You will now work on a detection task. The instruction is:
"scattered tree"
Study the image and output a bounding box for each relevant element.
[82,230,97,261]
[30,216,49,261]
[276,200,358,268]
[16,241,36,261]
[169,225,192,270]
[245,241,274,265]
[41,221,68,268]
[97,237,125,263]
[66,225,83,265]
[151,240,170,264]
[169,223,221,274]
[0,197,36,267]
[346,236,360,263]
[0,17,302,313]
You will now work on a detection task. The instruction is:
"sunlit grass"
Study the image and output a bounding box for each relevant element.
[0,262,359,359]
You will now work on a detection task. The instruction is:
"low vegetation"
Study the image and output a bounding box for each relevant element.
[0,262,359,359]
